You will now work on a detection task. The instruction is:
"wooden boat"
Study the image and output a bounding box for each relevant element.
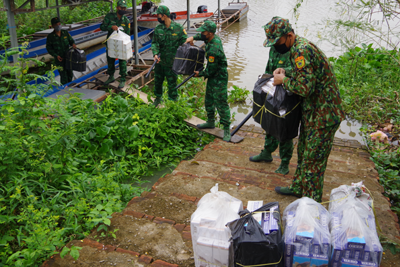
[0,28,153,101]
[137,10,213,28]
[221,2,249,22]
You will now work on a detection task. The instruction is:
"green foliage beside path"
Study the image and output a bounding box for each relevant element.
[332,44,400,228]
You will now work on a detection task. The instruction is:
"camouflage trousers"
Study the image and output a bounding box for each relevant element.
[264,134,294,164]
[55,60,73,85]
[290,123,340,202]
[154,64,178,100]
[106,51,127,79]
[205,75,231,129]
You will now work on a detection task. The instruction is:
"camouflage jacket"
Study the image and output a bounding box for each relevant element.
[193,34,228,79]
[283,36,345,129]
[265,46,292,77]
[46,30,75,59]
[100,12,130,39]
[151,21,187,66]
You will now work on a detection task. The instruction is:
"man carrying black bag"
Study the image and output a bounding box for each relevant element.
[249,23,295,175]
[46,17,77,85]
[265,17,345,202]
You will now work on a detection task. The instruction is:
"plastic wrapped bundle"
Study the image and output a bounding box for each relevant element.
[252,75,301,142]
[107,30,133,60]
[65,48,87,72]
[329,181,373,215]
[282,197,330,267]
[227,202,283,267]
[173,43,205,75]
[191,184,243,267]
[329,196,382,267]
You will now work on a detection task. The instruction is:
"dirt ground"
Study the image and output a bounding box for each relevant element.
[42,126,400,267]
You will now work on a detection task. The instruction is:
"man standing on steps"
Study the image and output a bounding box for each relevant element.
[185,21,231,142]
[151,5,187,107]
[100,0,131,89]
[249,24,295,175]
[264,17,345,202]
[46,17,77,85]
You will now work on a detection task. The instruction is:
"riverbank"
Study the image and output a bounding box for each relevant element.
[42,125,400,267]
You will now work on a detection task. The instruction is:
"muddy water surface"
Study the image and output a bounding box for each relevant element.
[159,0,367,142]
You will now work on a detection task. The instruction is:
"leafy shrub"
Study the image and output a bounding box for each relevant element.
[228,85,250,104]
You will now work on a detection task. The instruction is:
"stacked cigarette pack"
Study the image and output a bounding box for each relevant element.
[191,184,243,267]
[283,198,330,267]
[107,31,133,60]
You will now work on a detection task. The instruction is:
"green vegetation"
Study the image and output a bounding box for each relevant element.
[0,40,213,266]
[228,85,250,104]
[331,44,400,224]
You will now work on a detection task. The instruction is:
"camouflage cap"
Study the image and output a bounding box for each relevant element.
[117,0,127,8]
[51,17,60,25]
[263,16,293,47]
[156,5,170,16]
[196,20,216,33]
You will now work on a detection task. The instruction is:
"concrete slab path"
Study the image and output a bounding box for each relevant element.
[42,126,400,267]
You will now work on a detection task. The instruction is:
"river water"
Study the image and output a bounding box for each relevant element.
[158,0,368,143]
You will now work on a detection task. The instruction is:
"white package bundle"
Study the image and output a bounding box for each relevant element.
[282,197,331,267]
[329,181,373,215]
[107,30,133,60]
[191,184,243,267]
[261,78,276,95]
[330,197,382,267]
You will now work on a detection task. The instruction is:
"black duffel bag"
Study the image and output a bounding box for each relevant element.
[65,48,87,72]
[253,74,301,142]
[172,43,205,75]
[227,202,284,267]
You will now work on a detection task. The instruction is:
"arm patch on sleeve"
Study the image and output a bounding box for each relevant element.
[295,56,305,69]
[209,56,215,63]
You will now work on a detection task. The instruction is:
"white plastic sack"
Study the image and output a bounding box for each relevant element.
[329,181,373,215]
[107,30,133,60]
[330,197,382,267]
[282,197,330,267]
[191,184,243,267]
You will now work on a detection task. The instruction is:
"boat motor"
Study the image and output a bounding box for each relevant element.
[170,12,177,21]
[141,1,152,13]
[197,5,208,13]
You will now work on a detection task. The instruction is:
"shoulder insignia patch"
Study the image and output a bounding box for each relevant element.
[121,24,125,26]
[64,36,67,39]
[209,56,215,63]
[295,56,305,69]
[172,33,177,36]
[183,29,187,35]
[278,60,283,64]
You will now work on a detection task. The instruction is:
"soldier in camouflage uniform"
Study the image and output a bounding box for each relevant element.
[264,17,345,202]
[249,28,294,175]
[151,5,187,106]
[46,17,77,85]
[100,0,131,88]
[185,21,231,142]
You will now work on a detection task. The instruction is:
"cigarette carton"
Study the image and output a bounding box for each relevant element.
[213,239,230,266]
[262,212,270,235]
[196,237,214,264]
[247,201,263,225]
[270,205,279,233]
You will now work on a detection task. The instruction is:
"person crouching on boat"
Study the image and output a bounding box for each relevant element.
[46,17,77,85]
[185,21,231,142]
[151,5,187,107]
[248,23,295,175]
[100,0,131,89]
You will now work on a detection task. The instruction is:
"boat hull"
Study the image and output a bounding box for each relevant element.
[137,11,213,28]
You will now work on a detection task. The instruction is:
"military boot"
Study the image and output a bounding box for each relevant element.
[249,149,273,162]
[275,187,301,198]
[118,78,126,89]
[104,75,115,85]
[223,128,231,142]
[275,162,289,175]
[152,97,163,107]
[197,121,215,129]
